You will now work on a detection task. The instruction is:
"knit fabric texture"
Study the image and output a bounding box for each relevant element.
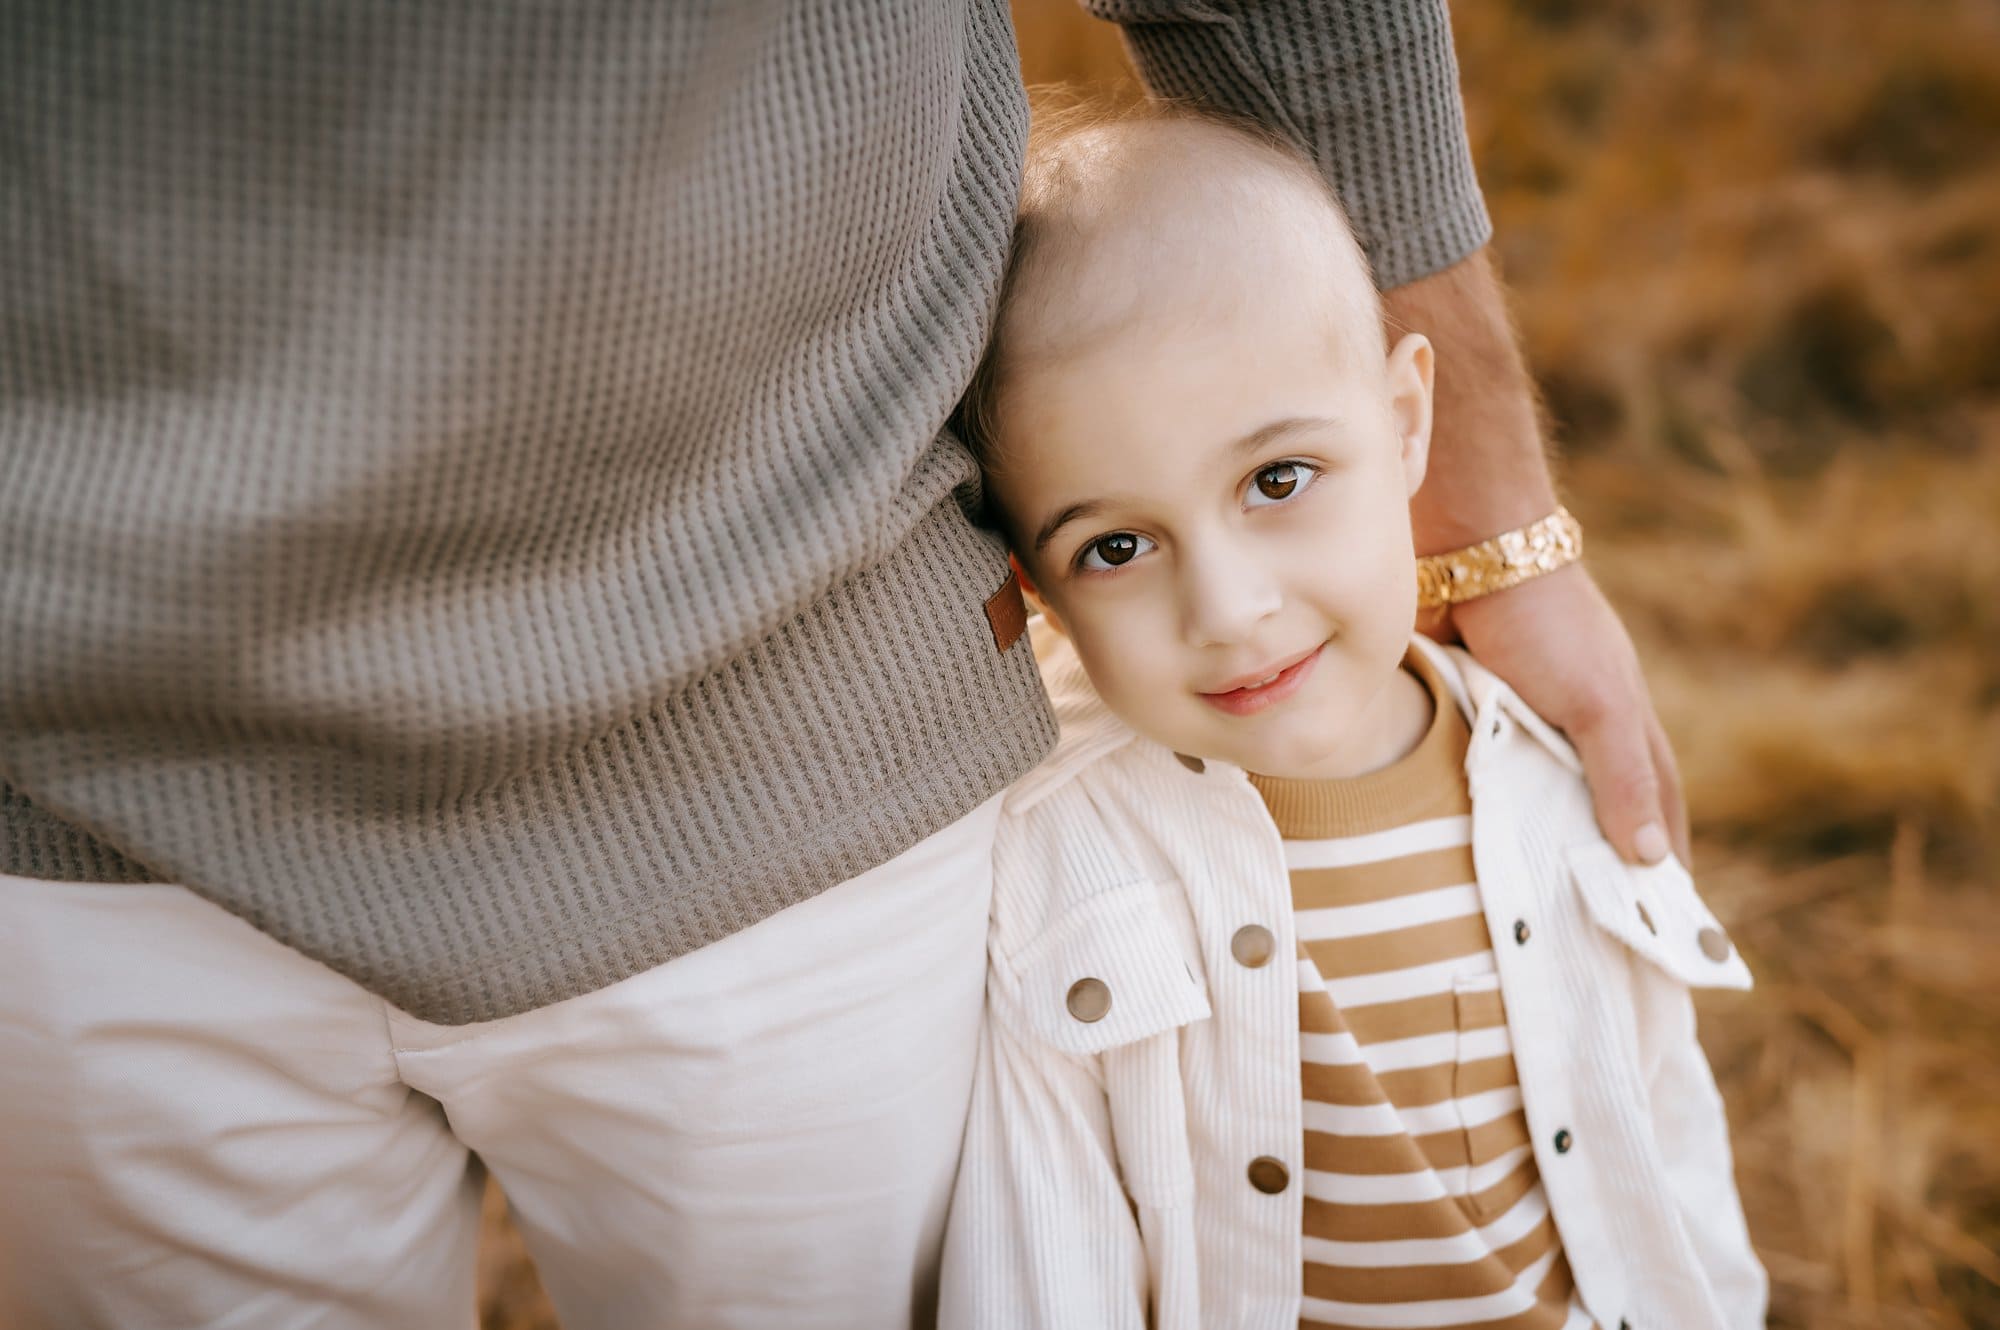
[0,0,1491,1023]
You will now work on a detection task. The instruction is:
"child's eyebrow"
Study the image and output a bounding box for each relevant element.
[1032,499,1105,556]
[1226,415,1343,456]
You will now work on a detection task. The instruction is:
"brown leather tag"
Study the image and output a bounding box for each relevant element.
[984,567,1028,653]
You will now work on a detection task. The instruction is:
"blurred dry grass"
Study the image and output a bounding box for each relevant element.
[481,3,2000,1325]
[1449,7,2000,1320]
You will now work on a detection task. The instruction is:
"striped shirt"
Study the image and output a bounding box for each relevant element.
[1249,650,1594,1330]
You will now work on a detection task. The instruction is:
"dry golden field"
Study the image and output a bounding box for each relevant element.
[481,3,2000,1325]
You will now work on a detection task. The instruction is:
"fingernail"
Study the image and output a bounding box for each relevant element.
[1634,822,1670,864]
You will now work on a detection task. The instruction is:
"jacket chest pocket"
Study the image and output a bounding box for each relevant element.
[1566,840,1752,991]
[993,879,1213,1057]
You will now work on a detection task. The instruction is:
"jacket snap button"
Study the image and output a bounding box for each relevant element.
[1175,752,1205,774]
[1231,924,1275,969]
[1697,926,1732,962]
[1512,918,1531,945]
[1553,1128,1574,1154]
[1065,977,1111,1023]
[1246,1156,1290,1194]
[1635,900,1657,935]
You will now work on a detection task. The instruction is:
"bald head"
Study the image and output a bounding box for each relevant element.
[961,110,1386,471]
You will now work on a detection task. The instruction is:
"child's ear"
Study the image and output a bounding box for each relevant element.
[1384,332,1434,499]
[1010,552,1065,635]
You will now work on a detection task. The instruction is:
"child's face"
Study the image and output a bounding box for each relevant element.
[990,266,1435,782]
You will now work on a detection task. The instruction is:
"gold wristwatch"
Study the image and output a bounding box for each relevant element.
[1415,506,1583,609]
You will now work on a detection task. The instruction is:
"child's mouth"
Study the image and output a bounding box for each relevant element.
[1198,644,1324,716]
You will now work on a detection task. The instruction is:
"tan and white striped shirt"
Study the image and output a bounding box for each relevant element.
[1251,651,1592,1330]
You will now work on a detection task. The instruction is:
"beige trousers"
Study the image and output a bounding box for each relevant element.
[0,795,1001,1330]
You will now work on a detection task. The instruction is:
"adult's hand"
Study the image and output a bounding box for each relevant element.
[1386,248,1688,866]
[1444,567,1689,865]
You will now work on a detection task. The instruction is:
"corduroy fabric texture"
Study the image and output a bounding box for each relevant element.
[1,0,1490,1022]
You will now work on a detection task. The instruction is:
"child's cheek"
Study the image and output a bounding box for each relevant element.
[1071,618,1150,708]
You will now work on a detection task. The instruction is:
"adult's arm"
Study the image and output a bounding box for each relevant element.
[1386,252,1690,864]
[1090,0,1687,862]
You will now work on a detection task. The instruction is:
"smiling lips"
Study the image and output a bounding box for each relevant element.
[1198,644,1325,716]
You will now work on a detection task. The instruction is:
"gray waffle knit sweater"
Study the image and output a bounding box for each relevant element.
[0,0,1490,1023]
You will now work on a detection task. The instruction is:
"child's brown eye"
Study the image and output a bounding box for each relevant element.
[1077,531,1154,572]
[1094,534,1139,565]
[1255,463,1300,500]
[1247,460,1319,507]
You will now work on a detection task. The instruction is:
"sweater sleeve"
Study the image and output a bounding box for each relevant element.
[1081,0,1492,288]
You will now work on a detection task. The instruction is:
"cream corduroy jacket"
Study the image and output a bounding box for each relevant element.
[939,621,1767,1330]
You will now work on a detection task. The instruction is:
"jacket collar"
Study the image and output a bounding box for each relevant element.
[1400,636,1584,780]
[1407,634,1584,777]
[1011,620,1582,814]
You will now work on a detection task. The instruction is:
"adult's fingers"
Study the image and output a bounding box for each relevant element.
[1564,697,1671,866]
[1646,708,1692,865]
[1452,567,1680,866]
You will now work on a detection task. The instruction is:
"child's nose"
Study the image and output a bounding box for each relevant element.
[1179,540,1282,646]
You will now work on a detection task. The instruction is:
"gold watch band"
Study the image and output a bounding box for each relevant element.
[1415,506,1583,609]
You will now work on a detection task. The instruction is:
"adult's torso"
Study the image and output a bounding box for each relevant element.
[0,0,1052,1022]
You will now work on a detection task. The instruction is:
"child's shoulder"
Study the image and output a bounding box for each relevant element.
[1417,638,1757,997]
[993,624,1180,925]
